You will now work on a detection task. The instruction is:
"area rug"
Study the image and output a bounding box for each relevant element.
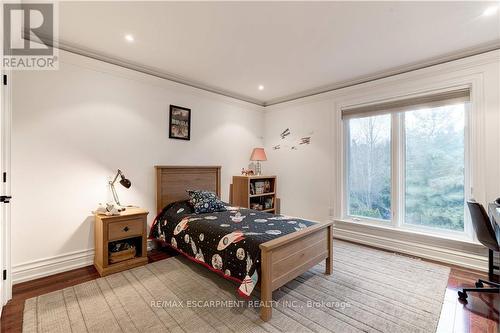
[22,240,450,333]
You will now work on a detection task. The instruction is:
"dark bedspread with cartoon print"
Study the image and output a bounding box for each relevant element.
[149,200,316,297]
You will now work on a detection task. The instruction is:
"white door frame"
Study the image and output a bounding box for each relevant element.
[0,0,13,310]
[0,68,12,313]
[0,71,2,315]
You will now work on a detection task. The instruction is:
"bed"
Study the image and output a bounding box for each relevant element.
[152,165,333,321]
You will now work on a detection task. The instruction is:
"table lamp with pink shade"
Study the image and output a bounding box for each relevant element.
[250,147,267,175]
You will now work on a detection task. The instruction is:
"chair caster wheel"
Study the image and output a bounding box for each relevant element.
[475,281,484,288]
[458,291,468,301]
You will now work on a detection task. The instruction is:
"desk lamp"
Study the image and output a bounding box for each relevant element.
[109,169,131,207]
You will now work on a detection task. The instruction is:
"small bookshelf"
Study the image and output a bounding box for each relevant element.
[231,175,278,213]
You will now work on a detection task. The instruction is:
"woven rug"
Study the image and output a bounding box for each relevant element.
[22,240,450,333]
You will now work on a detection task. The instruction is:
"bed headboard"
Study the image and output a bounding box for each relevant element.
[155,166,221,213]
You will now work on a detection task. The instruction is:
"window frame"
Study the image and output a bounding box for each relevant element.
[343,113,394,226]
[343,100,471,238]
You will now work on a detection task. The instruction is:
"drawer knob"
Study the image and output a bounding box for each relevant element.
[123,226,130,232]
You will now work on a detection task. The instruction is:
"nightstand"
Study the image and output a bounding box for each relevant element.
[94,208,149,276]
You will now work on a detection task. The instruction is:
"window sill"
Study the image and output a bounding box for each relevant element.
[334,217,478,245]
[331,217,487,272]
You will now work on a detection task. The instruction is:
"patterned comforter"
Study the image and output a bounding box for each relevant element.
[149,200,316,297]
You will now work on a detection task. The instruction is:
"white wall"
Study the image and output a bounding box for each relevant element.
[11,51,264,281]
[264,99,332,222]
[264,50,500,271]
[10,48,500,282]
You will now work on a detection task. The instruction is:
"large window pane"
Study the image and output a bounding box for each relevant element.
[404,104,465,231]
[347,114,391,220]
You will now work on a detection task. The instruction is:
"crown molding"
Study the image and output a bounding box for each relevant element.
[28,32,500,108]
[264,40,500,106]
[31,33,266,106]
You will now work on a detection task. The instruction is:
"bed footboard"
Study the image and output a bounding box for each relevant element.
[259,221,333,321]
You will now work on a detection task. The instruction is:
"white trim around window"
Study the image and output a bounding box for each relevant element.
[324,50,500,271]
[337,80,483,242]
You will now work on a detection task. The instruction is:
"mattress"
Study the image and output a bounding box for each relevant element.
[149,200,316,297]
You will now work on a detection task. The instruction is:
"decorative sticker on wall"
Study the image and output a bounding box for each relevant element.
[273,128,313,151]
[280,128,291,139]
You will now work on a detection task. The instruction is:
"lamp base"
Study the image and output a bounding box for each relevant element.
[255,161,262,176]
[115,204,127,211]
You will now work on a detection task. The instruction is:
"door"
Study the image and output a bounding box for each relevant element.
[0,71,2,316]
[0,70,12,314]
[0,3,13,315]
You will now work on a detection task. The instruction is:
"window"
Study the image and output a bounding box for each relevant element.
[404,104,465,231]
[343,89,469,234]
[347,114,391,221]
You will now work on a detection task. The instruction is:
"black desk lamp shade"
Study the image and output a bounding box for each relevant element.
[120,174,132,189]
[109,169,131,206]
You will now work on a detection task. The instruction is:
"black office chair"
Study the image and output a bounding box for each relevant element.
[458,201,500,301]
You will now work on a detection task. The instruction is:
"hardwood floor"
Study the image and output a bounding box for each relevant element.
[437,266,499,333]
[1,246,497,333]
[0,249,173,333]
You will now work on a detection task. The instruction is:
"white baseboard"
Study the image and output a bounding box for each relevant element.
[12,249,95,284]
[11,227,487,285]
[13,240,156,284]
[334,226,488,272]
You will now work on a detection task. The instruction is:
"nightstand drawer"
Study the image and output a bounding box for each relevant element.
[108,219,143,240]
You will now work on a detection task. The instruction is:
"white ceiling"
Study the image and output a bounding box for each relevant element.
[56,1,500,105]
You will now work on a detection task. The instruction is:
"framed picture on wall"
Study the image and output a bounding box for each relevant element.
[169,105,191,140]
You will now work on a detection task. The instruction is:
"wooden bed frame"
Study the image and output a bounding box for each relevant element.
[155,165,333,321]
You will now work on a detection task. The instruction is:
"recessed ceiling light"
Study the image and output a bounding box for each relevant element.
[482,6,498,17]
[258,85,264,91]
[124,34,134,42]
